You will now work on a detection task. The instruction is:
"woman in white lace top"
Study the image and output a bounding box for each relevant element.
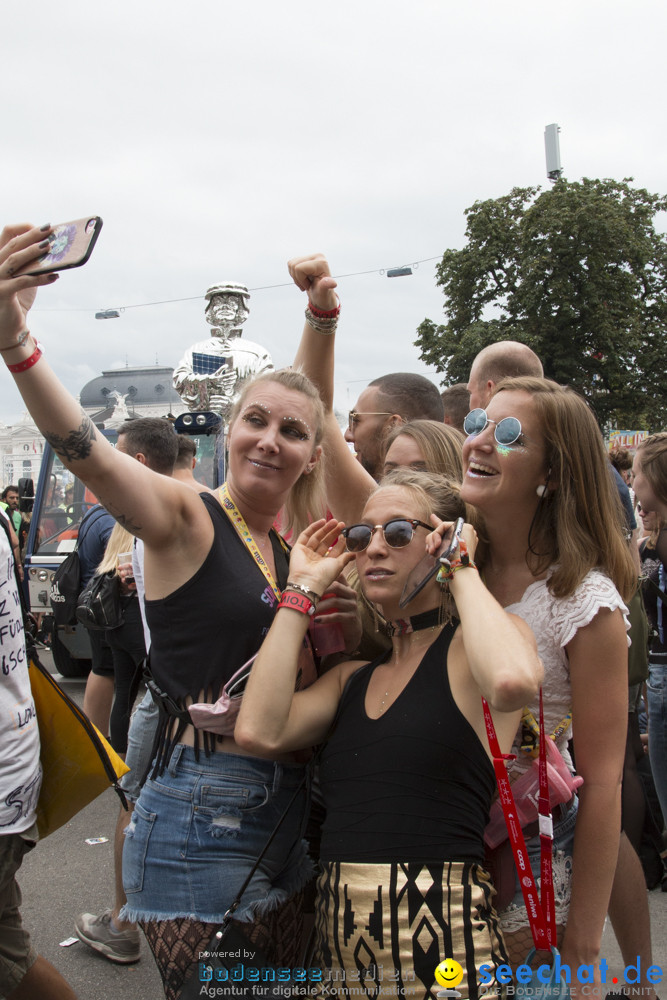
[460,377,636,987]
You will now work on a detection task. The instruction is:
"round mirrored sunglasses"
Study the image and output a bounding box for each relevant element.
[463,408,523,446]
[342,518,432,553]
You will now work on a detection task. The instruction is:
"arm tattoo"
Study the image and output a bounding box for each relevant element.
[44,414,97,463]
[96,496,143,535]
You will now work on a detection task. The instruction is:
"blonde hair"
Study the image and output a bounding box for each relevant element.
[228,368,327,536]
[494,377,636,602]
[636,433,667,508]
[371,468,481,532]
[96,523,134,575]
[383,420,465,481]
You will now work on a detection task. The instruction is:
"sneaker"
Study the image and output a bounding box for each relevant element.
[74,909,141,964]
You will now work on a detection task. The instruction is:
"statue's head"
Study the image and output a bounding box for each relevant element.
[205,282,250,334]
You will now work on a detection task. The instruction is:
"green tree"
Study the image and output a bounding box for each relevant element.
[416,178,667,430]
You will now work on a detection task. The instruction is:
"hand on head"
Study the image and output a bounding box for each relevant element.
[287,518,355,597]
[0,225,58,343]
[287,253,338,312]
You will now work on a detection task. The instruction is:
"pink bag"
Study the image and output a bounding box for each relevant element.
[188,656,255,736]
[484,735,583,849]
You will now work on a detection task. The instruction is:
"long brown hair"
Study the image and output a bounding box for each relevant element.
[494,377,636,601]
[636,432,667,507]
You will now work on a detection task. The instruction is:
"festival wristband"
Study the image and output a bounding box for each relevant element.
[6,340,43,374]
[306,295,340,319]
[277,592,317,617]
[436,540,477,582]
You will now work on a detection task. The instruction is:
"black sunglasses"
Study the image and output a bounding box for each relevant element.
[463,408,523,446]
[342,518,432,553]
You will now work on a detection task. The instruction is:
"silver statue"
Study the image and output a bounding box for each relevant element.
[173,282,273,417]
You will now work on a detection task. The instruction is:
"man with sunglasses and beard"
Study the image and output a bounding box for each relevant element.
[344,374,445,481]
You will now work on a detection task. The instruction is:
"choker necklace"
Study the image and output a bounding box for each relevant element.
[386,608,451,637]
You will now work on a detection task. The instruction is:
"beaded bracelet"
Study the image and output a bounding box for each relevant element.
[307,295,341,319]
[6,339,42,374]
[283,581,322,605]
[0,330,30,353]
[277,591,317,617]
[305,305,339,336]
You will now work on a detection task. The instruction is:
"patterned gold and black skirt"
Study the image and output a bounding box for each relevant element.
[313,860,507,1000]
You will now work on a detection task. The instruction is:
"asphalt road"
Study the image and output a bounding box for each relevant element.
[17,654,667,1000]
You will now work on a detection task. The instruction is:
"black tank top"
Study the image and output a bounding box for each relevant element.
[319,624,495,864]
[146,492,292,770]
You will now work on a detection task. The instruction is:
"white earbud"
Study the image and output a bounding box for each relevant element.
[536,484,548,498]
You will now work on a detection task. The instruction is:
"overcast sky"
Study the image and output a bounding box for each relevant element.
[3,0,666,426]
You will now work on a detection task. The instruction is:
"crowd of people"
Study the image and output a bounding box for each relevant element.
[0,226,665,1000]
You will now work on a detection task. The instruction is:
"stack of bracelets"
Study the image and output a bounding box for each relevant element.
[436,539,477,583]
[304,295,340,335]
[0,331,43,373]
[277,581,322,617]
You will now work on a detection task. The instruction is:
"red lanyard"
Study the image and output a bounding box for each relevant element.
[482,690,556,950]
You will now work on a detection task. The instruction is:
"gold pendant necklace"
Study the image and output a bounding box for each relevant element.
[378,625,443,713]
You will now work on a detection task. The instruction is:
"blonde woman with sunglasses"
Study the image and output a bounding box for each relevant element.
[237,469,542,1000]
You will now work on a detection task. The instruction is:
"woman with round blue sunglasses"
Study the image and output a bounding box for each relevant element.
[463,408,523,446]
[461,376,637,988]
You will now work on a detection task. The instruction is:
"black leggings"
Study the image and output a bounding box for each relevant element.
[621,709,646,851]
[106,596,146,754]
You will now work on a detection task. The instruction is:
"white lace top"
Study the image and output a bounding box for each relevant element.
[498,568,629,934]
[505,568,630,779]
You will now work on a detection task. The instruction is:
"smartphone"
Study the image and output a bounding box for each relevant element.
[19,217,103,276]
[399,517,466,608]
[437,517,465,565]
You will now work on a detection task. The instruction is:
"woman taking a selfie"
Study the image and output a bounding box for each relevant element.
[0,223,362,1000]
[236,469,543,1000]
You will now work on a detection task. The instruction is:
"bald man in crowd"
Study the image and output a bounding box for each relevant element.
[466,340,543,409]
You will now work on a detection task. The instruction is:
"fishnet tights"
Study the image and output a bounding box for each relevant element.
[503,923,565,968]
[143,918,218,1000]
[142,894,305,1000]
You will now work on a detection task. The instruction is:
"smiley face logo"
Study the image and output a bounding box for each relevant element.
[435,959,464,989]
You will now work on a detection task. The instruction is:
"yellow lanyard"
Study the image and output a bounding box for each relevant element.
[218,483,288,602]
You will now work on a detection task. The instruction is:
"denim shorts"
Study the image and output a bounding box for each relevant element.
[120,745,312,924]
[119,690,159,803]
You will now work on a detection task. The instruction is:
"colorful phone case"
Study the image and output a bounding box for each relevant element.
[21,217,103,276]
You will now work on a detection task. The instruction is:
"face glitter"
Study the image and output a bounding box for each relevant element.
[240,403,312,440]
[282,415,312,439]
